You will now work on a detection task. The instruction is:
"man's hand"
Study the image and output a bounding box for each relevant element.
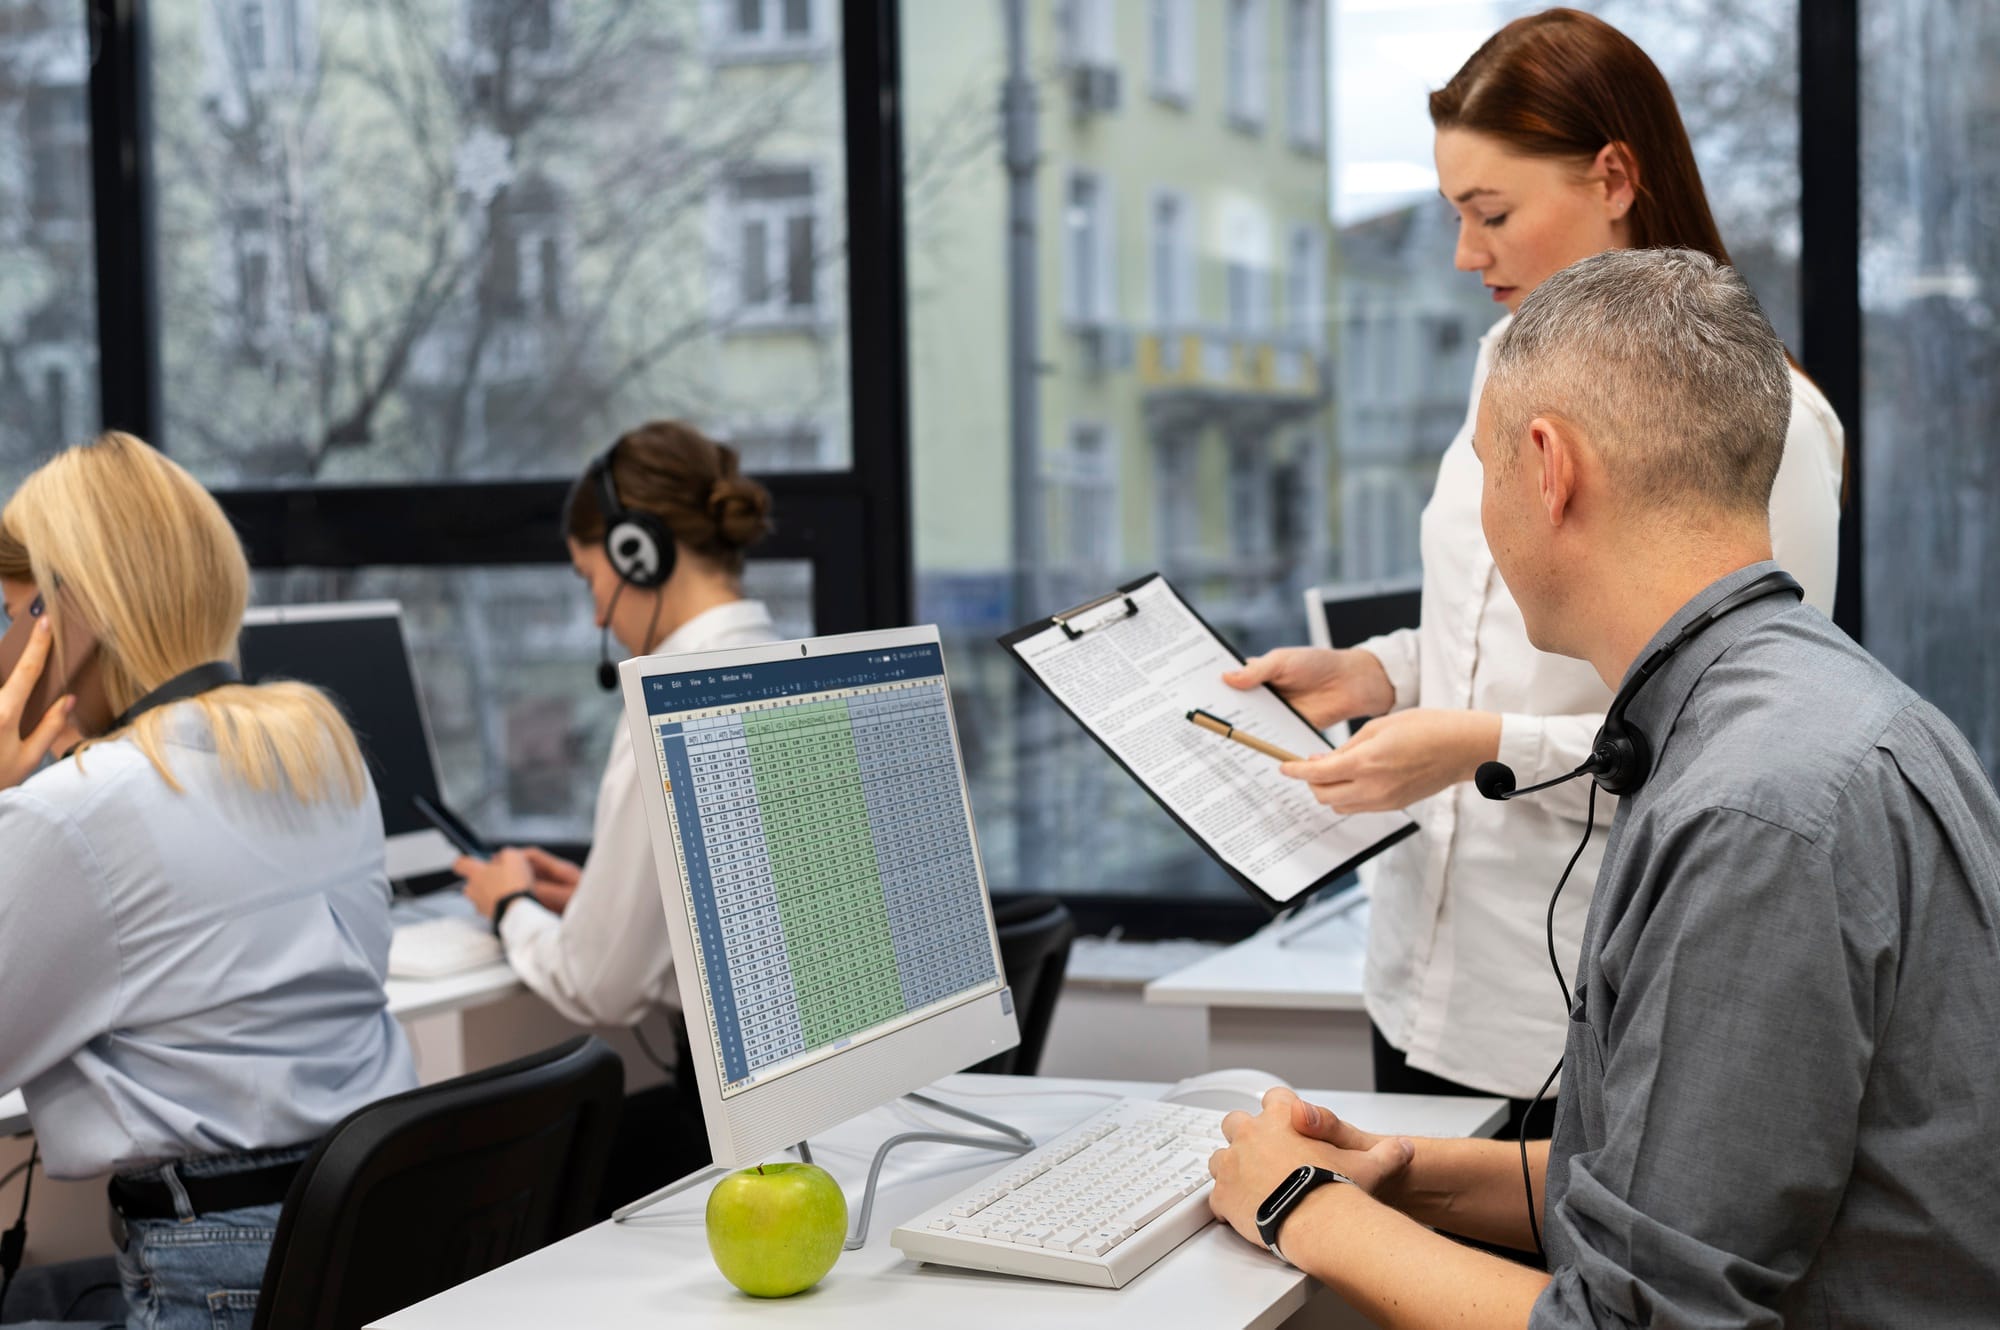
[0,617,75,791]
[1278,709,1502,813]
[1224,647,1395,729]
[1208,1087,1415,1249]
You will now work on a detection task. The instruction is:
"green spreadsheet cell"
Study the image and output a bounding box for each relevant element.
[743,702,905,1048]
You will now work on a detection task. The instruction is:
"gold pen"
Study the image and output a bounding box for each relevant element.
[1186,708,1302,763]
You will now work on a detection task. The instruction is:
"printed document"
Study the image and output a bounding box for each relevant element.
[1004,576,1414,907]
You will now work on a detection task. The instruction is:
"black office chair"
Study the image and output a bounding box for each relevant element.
[973,895,1077,1076]
[252,1035,624,1330]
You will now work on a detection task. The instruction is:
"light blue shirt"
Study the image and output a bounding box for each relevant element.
[0,711,417,1178]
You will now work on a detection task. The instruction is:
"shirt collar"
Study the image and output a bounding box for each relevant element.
[1618,560,1796,747]
[653,598,774,655]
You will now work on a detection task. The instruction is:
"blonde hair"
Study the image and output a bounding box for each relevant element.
[0,433,366,802]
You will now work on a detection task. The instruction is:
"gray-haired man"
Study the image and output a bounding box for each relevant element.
[1206,248,2000,1327]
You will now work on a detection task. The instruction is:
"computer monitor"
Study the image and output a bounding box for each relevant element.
[1302,578,1423,650]
[619,627,1018,1168]
[239,601,458,887]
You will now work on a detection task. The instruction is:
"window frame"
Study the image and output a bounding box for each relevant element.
[71,0,1866,939]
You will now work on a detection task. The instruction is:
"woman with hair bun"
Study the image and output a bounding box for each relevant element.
[457,421,776,1196]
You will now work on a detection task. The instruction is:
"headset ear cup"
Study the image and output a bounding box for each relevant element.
[605,516,673,589]
[1592,722,1652,796]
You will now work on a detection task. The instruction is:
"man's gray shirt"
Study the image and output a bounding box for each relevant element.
[1534,562,2000,1328]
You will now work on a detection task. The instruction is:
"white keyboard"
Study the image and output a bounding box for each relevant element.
[387,915,505,979]
[891,1098,1228,1288]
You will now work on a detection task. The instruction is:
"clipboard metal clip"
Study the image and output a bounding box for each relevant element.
[1052,591,1139,640]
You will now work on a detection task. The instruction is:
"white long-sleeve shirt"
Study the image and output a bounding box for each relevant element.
[1356,316,1844,1097]
[499,599,777,1032]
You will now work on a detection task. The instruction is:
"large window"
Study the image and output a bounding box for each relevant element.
[31,0,899,854]
[906,0,1335,899]
[150,0,851,484]
[0,6,99,495]
[10,0,1926,926]
[1861,0,2000,777]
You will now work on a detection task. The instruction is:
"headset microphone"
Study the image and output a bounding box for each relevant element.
[596,581,626,693]
[1474,759,1593,801]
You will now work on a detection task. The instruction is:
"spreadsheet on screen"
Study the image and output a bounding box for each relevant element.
[642,644,1002,1097]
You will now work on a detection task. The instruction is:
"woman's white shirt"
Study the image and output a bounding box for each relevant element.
[498,599,779,1029]
[1354,315,1844,1097]
[0,713,418,1178]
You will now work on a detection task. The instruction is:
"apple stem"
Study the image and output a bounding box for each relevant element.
[757,1165,765,1176]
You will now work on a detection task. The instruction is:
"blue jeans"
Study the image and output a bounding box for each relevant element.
[3,1147,303,1330]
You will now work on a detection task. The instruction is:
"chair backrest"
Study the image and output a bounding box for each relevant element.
[974,896,1077,1076]
[253,1035,624,1330]
[1301,578,1422,650]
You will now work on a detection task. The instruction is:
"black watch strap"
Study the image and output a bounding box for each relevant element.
[1253,1164,1352,1264]
[491,889,535,937]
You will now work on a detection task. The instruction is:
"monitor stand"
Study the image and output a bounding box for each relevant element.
[611,1092,1032,1247]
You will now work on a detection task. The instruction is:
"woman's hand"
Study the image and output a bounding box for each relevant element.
[458,849,534,919]
[0,617,76,791]
[1208,1087,1416,1246]
[459,846,581,918]
[520,846,582,914]
[1224,647,1395,729]
[1278,709,1502,813]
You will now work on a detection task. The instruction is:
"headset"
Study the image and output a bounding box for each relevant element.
[583,441,675,692]
[1475,568,1803,1261]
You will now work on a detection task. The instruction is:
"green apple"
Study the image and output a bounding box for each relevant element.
[705,1161,848,1298]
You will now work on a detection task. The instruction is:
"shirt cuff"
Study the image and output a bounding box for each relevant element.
[497,896,560,953]
[1354,630,1420,713]
[1498,712,1553,784]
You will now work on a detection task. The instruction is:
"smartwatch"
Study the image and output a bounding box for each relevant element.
[1254,1164,1352,1264]
[491,888,535,937]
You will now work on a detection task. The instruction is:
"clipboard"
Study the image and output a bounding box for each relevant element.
[999,573,1417,915]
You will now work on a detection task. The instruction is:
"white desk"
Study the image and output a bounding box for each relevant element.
[371,1074,1504,1330]
[383,960,523,1023]
[1146,895,1374,1091]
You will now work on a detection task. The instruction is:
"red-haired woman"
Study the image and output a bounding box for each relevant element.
[1228,9,1842,1129]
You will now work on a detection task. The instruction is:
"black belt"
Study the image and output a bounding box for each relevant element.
[108,1156,304,1221]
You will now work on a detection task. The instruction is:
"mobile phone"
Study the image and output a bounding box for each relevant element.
[0,593,96,742]
[411,792,493,859]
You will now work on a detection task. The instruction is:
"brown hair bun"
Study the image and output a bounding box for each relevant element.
[564,421,775,575]
[707,474,773,550]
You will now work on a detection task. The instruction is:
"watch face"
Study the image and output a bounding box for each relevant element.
[1256,1166,1318,1226]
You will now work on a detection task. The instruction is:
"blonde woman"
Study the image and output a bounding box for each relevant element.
[0,434,415,1330]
